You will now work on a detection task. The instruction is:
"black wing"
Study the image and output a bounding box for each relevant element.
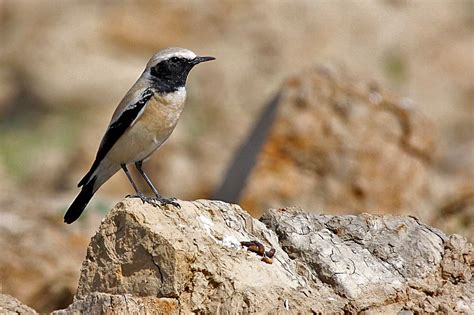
[78,88,154,187]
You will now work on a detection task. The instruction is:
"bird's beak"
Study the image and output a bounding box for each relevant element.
[191,56,216,65]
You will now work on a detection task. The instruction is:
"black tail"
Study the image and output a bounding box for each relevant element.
[64,177,96,224]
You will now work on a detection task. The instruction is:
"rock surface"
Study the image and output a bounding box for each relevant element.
[0,294,36,314]
[72,198,325,313]
[261,208,473,313]
[52,293,177,315]
[53,199,473,314]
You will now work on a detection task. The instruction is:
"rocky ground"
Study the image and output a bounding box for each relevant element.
[2,199,472,313]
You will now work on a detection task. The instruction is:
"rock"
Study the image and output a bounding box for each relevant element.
[73,198,340,313]
[60,198,472,313]
[240,67,436,219]
[0,197,96,313]
[52,293,177,315]
[433,187,474,242]
[0,294,37,314]
[261,208,473,312]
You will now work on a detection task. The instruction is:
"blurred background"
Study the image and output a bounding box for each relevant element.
[0,0,472,312]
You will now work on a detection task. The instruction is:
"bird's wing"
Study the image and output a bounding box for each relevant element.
[78,86,154,187]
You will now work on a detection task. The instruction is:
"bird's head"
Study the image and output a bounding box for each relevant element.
[145,47,215,93]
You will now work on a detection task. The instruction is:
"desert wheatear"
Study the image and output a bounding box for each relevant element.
[64,47,215,224]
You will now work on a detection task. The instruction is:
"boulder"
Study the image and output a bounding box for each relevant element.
[54,198,472,313]
[71,199,333,313]
[240,67,436,219]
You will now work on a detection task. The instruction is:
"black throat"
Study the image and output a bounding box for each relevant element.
[149,57,193,94]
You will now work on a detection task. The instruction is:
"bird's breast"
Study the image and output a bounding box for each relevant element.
[106,88,186,164]
[138,88,186,138]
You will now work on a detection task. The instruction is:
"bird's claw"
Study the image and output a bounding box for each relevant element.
[158,197,181,209]
[126,194,180,209]
[145,197,162,207]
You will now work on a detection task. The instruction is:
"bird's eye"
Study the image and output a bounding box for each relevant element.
[170,57,179,63]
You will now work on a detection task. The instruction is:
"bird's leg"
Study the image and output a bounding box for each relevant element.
[135,161,180,208]
[134,161,162,198]
[121,164,160,207]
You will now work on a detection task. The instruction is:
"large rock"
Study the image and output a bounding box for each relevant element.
[261,208,473,312]
[55,199,472,313]
[240,67,435,219]
[71,198,337,313]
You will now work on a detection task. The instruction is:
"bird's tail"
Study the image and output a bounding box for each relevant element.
[64,159,120,224]
[64,177,96,224]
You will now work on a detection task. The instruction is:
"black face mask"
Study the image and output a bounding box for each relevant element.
[150,57,192,93]
[150,56,215,93]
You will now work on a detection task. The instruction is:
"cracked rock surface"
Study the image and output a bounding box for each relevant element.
[261,208,473,312]
[50,199,472,314]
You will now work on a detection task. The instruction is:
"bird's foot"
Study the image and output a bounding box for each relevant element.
[157,197,181,209]
[126,194,180,208]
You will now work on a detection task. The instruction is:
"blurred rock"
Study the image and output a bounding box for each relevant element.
[0,196,98,313]
[0,294,36,314]
[241,67,435,219]
[433,187,474,242]
[58,198,472,313]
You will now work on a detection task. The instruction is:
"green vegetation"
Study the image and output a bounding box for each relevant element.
[0,108,82,183]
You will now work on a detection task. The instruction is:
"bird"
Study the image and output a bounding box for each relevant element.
[64,47,215,224]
